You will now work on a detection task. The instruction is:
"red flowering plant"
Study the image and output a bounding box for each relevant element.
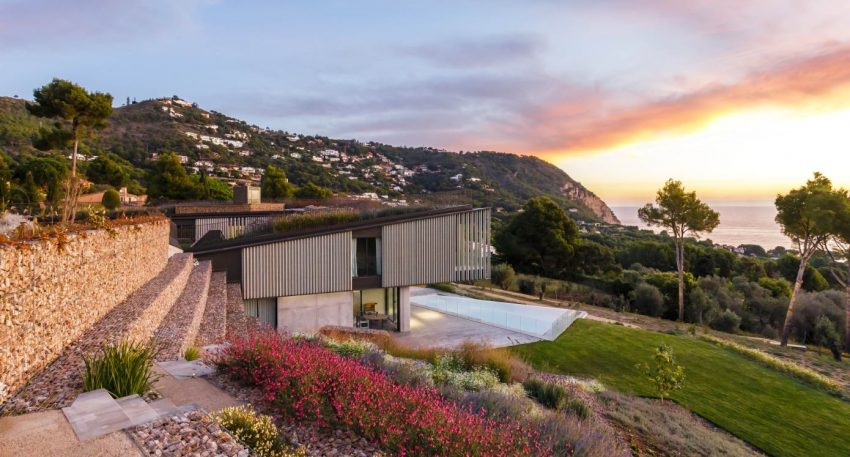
[217,329,551,457]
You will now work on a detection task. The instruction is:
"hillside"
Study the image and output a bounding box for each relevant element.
[0,96,618,223]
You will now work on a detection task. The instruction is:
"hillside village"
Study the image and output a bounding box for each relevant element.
[0,94,616,221]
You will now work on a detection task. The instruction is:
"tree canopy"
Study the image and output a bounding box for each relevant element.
[146,153,200,200]
[295,182,333,199]
[494,196,579,278]
[639,179,719,321]
[775,173,850,345]
[261,165,295,199]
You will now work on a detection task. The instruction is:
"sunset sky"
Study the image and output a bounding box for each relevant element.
[4,1,850,205]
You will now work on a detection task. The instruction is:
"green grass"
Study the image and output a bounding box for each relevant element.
[513,320,850,457]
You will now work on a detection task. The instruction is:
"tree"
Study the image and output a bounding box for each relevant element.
[812,315,842,361]
[193,172,233,201]
[261,165,295,199]
[27,79,113,223]
[490,263,516,290]
[86,154,129,188]
[494,196,578,278]
[824,191,850,352]
[146,153,201,200]
[295,182,333,199]
[637,343,685,402]
[14,156,67,215]
[101,189,121,210]
[775,173,848,346]
[639,180,719,321]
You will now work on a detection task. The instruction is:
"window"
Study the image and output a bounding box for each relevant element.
[353,237,381,277]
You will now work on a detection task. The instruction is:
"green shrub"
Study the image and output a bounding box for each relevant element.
[709,309,741,333]
[565,398,590,419]
[184,346,200,361]
[636,343,685,402]
[491,263,516,290]
[273,210,358,233]
[101,189,121,210]
[431,354,500,391]
[523,378,568,410]
[428,282,456,293]
[323,338,372,358]
[211,405,307,457]
[83,340,156,398]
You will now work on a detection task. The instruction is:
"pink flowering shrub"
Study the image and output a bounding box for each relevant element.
[219,330,551,457]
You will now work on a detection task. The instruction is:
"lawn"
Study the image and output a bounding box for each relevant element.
[513,319,850,457]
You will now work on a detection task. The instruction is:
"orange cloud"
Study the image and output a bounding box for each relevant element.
[531,44,850,157]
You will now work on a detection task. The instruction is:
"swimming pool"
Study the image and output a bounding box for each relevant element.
[410,292,586,340]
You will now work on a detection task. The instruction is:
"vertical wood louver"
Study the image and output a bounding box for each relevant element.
[241,231,352,299]
[381,208,491,287]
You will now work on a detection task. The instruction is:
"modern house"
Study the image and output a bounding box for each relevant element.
[167,185,286,244]
[187,205,491,334]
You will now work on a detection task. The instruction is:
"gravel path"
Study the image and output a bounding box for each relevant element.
[1,254,194,414]
[130,409,247,457]
[207,373,384,457]
[196,272,227,347]
[154,261,212,361]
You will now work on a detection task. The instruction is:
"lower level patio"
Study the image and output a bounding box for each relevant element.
[393,305,541,349]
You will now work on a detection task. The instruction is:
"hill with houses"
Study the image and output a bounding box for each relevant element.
[0,95,618,223]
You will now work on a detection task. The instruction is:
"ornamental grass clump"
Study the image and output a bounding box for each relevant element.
[211,405,307,457]
[83,340,156,398]
[184,346,201,361]
[219,329,548,457]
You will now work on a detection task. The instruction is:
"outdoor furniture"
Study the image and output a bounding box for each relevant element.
[362,313,390,329]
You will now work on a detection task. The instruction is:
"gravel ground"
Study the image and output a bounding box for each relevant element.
[1,254,193,414]
[154,261,212,361]
[207,372,384,457]
[196,272,227,347]
[130,409,247,457]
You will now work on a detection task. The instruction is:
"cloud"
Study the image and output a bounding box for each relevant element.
[405,35,543,68]
[0,0,203,50]
[524,43,850,154]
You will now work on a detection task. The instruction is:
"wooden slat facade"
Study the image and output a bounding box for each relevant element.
[453,208,491,282]
[241,231,352,299]
[382,208,491,287]
[239,208,491,298]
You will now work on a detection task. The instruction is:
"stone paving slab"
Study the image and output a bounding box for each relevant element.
[115,394,159,426]
[152,365,243,413]
[0,409,142,457]
[157,360,216,379]
[62,389,133,441]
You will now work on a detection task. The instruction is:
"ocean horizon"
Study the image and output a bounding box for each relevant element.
[611,206,792,249]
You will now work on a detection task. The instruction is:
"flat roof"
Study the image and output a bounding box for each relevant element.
[187,205,479,255]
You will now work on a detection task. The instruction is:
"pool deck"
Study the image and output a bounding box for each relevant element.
[394,305,541,349]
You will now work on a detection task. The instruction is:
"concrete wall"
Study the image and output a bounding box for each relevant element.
[399,286,411,332]
[0,219,169,404]
[277,291,354,334]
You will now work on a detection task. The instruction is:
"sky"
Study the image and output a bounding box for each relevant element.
[4,0,850,205]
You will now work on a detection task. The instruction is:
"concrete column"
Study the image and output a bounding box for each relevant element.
[399,286,411,332]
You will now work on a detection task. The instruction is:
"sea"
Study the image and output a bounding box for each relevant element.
[611,206,791,250]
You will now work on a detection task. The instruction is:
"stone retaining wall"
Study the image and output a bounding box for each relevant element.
[0,220,169,404]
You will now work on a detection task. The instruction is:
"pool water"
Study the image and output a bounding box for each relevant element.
[410,292,586,340]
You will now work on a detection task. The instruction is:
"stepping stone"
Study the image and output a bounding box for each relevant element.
[115,395,159,426]
[62,389,132,441]
[148,398,177,417]
[157,360,216,379]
